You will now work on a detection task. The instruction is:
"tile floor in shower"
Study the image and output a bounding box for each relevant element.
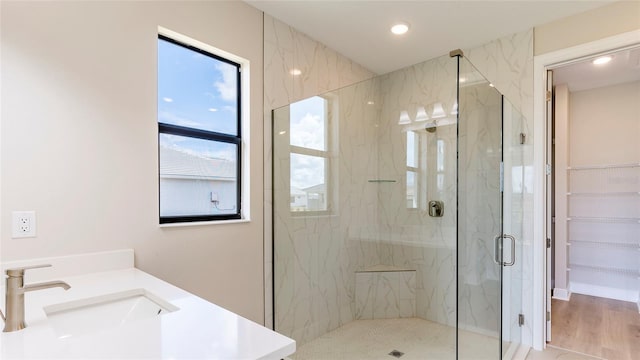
[289,317,497,360]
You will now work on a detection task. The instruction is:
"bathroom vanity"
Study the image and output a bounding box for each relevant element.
[0,250,295,359]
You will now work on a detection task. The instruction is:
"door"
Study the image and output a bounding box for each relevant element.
[457,56,522,359]
[545,69,554,342]
[502,99,526,357]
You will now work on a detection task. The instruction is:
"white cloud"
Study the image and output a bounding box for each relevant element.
[290,113,324,150]
[214,63,237,102]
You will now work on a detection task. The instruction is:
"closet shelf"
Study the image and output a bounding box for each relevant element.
[568,240,639,249]
[567,216,640,224]
[567,163,640,170]
[568,264,640,277]
[567,192,640,196]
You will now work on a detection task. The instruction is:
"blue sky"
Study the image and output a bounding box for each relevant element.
[158,38,238,161]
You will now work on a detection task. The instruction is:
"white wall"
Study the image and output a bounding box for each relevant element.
[569,81,640,166]
[1,1,265,323]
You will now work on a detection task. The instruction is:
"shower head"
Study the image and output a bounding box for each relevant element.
[425,120,437,133]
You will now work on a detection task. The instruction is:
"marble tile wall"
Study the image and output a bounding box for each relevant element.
[355,270,417,320]
[457,60,503,336]
[466,29,535,344]
[272,78,382,344]
[373,54,459,328]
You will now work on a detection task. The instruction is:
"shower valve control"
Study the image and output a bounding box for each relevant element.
[428,201,444,217]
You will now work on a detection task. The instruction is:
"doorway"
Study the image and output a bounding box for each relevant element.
[535,34,640,356]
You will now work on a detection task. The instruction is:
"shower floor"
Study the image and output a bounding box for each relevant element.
[290,318,499,360]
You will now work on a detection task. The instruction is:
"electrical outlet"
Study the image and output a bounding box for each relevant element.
[12,211,36,238]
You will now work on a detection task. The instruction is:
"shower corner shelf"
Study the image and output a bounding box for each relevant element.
[367,179,397,183]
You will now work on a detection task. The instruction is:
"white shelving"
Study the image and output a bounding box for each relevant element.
[565,164,640,303]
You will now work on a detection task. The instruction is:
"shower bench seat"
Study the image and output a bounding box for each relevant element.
[355,265,416,320]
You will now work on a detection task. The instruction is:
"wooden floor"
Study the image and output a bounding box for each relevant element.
[550,294,640,360]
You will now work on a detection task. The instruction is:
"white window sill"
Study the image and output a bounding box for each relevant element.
[159,218,251,228]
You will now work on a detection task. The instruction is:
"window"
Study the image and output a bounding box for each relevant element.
[158,34,242,223]
[289,96,331,213]
[436,139,445,191]
[407,131,419,208]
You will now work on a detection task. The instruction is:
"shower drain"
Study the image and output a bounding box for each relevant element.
[388,350,404,358]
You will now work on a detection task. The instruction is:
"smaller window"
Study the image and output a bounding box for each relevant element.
[406,131,419,209]
[289,96,332,213]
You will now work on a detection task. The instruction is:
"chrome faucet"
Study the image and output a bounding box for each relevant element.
[1,264,70,332]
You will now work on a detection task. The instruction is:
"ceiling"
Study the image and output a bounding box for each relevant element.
[553,47,640,91]
[247,0,614,74]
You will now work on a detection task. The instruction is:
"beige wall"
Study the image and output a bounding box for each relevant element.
[1,1,265,323]
[535,1,640,55]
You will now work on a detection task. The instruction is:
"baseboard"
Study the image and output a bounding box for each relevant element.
[552,288,571,301]
[570,282,638,303]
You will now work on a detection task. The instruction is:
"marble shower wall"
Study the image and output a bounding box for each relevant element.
[373,54,459,327]
[273,78,382,344]
[457,58,503,336]
[263,14,374,330]
[466,28,535,343]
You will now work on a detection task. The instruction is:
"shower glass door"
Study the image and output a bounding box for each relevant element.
[456,56,506,359]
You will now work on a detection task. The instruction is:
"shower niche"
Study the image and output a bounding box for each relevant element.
[272,53,527,359]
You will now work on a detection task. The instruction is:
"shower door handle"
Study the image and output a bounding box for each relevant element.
[503,234,516,266]
[493,234,516,266]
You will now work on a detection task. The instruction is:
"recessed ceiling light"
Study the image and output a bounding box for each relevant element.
[290,68,302,76]
[592,56,612,65]
[390,22,410,35]
[367,101,375,105]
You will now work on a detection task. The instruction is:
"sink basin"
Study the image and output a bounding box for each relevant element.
[44,288,179,338]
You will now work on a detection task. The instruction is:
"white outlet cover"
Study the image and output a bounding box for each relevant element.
[12,211,36,238]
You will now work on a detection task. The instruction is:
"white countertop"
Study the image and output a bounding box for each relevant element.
[0,265,295,359]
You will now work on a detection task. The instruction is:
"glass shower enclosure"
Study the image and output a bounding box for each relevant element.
[272,53,525,359]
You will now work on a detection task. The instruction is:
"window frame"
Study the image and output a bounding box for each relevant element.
[157,34,243,224]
